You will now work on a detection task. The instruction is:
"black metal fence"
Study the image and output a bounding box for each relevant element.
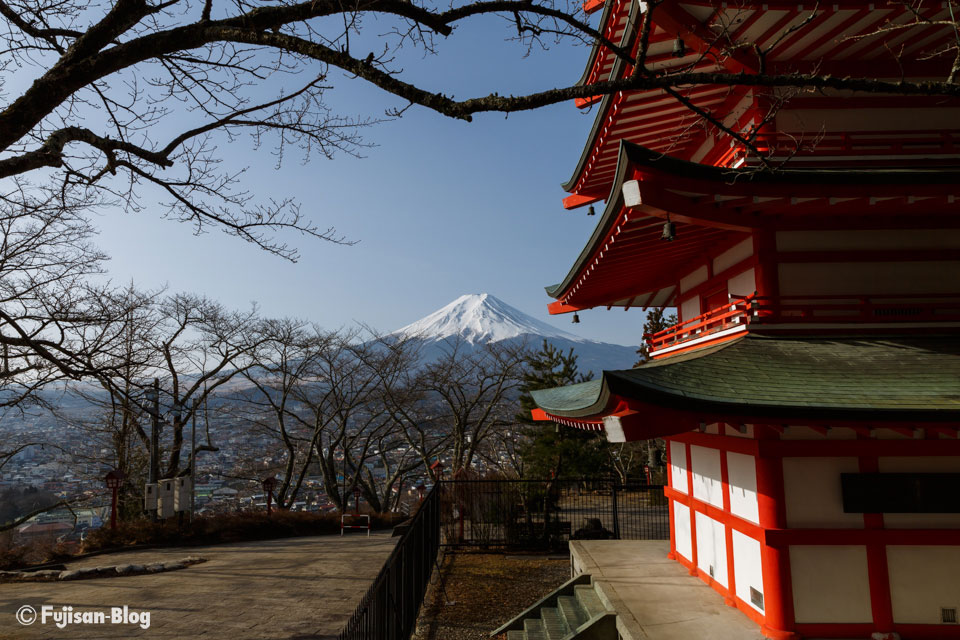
[336,478,668,640]
[438,479,668,550]
[338,484,441,640]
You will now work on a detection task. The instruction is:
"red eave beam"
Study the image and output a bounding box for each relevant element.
[547,300,587,315]
[531,408,550,421]
[575,95,603,108]
[583,0,604,14]
[563,193,602,209]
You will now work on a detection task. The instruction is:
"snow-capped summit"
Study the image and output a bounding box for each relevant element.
[389,294,639,375]
[392,293,587,345]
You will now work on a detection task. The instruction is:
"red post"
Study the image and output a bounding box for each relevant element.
[104,470,125,531]
[755,426,798,640]
[261,476,277,516]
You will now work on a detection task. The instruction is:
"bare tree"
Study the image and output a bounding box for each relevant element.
[419,337,529,474]
[231,317,324,509]
[0,0,953,273]
[148,293,263,478]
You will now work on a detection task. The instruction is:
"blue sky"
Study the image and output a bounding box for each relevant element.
[91,13,647,346]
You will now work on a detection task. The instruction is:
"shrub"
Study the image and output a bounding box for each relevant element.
[83,509,403,553]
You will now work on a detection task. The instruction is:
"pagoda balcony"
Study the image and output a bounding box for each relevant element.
[645,293,960,359]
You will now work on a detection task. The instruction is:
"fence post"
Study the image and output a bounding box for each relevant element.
[611,479,621,540]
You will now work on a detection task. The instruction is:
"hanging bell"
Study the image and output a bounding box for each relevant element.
[672,38,686,58]
[661,220,676,241]
[572,313,581,324]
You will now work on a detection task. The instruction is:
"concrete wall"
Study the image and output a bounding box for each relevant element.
[695,512,728,587]
[726,451,759,524]
[888,546,960,624]
[782,457,863,529]
[732,529,764,614]
[790,546,872,623]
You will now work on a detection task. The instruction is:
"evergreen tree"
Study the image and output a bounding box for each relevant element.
[516,341,611,479]
[634,308,678,366]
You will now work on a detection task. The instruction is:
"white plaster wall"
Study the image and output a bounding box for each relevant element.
[695,512,728,587]
[723,423,754,439]
[680,296,701,323]
[871,428,916,440]
[888,546,960,624]
[727,268,756,298]
[780,425,857,440]
[732,529,764,613]
[714,238,753,274]
[674,501,692,562]
[778,261,960,296]
[783,457,863,529]
[789,546,872,623]
[776,228,960,252]
[680,265,709,293]
[669,440,688,494]
[704,423,720,435]
[727,452,759,524]
[879,457,960,529]
[691,445,724,508]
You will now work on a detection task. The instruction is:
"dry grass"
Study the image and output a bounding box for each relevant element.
[414,551,570,640]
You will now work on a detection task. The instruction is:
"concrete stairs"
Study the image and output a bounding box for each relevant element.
[492,574,616,640]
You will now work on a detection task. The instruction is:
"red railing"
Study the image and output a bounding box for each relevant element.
[645,294,755,352]
[645,293,960,355]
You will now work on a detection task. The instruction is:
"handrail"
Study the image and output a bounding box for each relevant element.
[644,294,754,350]
[645,293,960,355]
[338,486,440,640]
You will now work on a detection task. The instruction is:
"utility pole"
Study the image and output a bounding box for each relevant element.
[148,378,160,484]
[190,398,198,523]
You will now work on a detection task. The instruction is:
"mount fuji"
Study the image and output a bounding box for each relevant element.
[390,294,639,376]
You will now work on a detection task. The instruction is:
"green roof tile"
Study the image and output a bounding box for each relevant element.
[530,335,960,422]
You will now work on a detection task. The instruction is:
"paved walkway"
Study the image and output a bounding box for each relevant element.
[571,540,766,640]
[0,533,396,640]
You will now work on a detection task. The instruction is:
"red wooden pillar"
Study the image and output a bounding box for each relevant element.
[755,425,797,640]
[859,452,895,635]
[753,229,779,319]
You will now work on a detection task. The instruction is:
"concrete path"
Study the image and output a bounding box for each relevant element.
[0,533,396,640]
[571,540,766,640]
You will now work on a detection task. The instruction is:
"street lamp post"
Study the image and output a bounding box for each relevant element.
[261,476,277,515]
[104,470,126,531]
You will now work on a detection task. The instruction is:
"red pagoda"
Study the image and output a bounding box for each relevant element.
[530,2,960,639]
